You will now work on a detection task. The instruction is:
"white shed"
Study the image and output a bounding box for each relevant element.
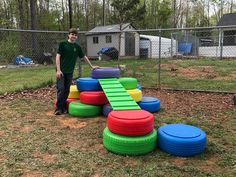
[86,23,139,58]
[139,35,177,58]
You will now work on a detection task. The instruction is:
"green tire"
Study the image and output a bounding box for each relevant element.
[68,101,102,117]
[103,127,157,155]
[118,77,138,90]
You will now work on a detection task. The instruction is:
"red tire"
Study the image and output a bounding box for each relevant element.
[107,110,154,136]
[66,98,79,109]
[80,91,108,105]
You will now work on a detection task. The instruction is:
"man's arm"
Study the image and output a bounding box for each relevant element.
[55,53,63,79]
[83,55,99,69]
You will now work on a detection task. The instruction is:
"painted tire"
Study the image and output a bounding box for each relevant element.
[138,97,160,113]
[137,84,142,90]
[66,98,79,109]
[102,104,113,117]
[103,127,157,156]
[76,77,102,91]
[68,101,102,117]
[108,110,154,136]
[158,124,207,157]
[68,85,80,99]
[55,98,79,109]
[118,77,137,90]
[80,91,108,105]
[127,89,142,102]
[91,67,120,79]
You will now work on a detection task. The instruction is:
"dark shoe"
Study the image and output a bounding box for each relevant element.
[54,109,62,115]
[62,109,68,114]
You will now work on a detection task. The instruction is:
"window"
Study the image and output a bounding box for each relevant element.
[106,35,112,43]
[93,37,99,44]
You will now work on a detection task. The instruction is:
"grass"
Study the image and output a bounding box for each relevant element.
[0,59,236,176]
[0,89,235,176]
[0,58,236,94]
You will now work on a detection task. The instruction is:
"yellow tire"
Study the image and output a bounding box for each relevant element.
[127,89,142,102]
[68,85,80,99]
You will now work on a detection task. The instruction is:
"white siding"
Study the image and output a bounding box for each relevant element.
[199,46,236,57]
[86,24,140,58]
[86,33,120,57]
[139,35,177,58]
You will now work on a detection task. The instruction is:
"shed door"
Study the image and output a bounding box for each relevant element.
[125,32,135,56]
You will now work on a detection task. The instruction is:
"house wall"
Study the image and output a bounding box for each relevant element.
[140,37,177,58]
[86,33,120,57]
[86,24,139,58]
[199,46,236,57]
[135,33,140,56]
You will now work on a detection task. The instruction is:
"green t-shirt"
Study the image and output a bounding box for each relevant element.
[57,40,85,73]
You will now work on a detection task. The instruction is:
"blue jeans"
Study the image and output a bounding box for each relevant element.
[56,73,73,110]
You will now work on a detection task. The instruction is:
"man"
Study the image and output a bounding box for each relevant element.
[55,28,98,115]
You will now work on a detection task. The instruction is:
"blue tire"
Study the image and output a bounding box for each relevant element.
[102,104,113,117]
[138,97,160,113]
[158,124,207,157]
[91,67,120,79]
[137,84,142,90]
[76,77,102,91]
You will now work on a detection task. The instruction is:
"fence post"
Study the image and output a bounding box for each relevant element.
[158,29,162,89]
[194,29,198,57]
[220,29,224,59]
[171,32,173,57]
[78,56,82,78]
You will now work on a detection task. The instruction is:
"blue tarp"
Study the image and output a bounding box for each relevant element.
[178,43,192,55]
[14,56,34,65]
[97,47,110,55]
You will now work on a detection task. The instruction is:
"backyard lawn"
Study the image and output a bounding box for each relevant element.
[0,58,235,176]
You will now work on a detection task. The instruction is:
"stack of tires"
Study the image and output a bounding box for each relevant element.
[88,68,156,155]
[68,77,107,117]
[103,109,157,155]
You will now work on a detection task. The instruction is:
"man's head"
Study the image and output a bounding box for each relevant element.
[68,28,78,43]
[68,28,78,35]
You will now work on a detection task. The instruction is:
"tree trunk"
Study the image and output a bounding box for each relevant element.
[30,0,38,61]
[18,0,25,29]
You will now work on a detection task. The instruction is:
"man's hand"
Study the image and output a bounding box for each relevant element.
[56,70,63,79]
[91,65,99,70]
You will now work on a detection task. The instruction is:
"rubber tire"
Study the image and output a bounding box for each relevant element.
[102,104,113,117]
[138,97,161,113]
[80,91,108,105]
[68,101,102,117]
[103,127,157,156]
[158,124,207,157]
[68,85,80,99]
[76,77,102,91]
[127,89,142,102]
[137,84,142,90]
[66,98,79,109]
[91,67,120,79]
[108,110,154,136]
[118,77,137,90]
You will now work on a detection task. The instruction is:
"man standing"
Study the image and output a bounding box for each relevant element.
[55,28,98,115]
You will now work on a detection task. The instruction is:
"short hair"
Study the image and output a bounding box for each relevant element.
[68,28,78,35]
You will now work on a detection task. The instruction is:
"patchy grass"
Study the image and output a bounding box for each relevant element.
[0,58,236,94]
[0,87,235,176]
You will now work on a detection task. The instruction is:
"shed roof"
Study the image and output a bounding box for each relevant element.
[217,13,236,26]
[140,35,171,42]
[86,23,135,35]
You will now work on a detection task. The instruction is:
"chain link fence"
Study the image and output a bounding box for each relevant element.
[0,26,235,92]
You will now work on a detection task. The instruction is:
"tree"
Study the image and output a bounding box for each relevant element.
[109,0,145,64]
[110,0,146,24]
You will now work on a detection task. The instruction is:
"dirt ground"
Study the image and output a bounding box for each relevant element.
[161,63,236,80]
[0,86,236,177]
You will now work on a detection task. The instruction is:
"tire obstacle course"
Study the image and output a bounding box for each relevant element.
[65,67,207,156]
